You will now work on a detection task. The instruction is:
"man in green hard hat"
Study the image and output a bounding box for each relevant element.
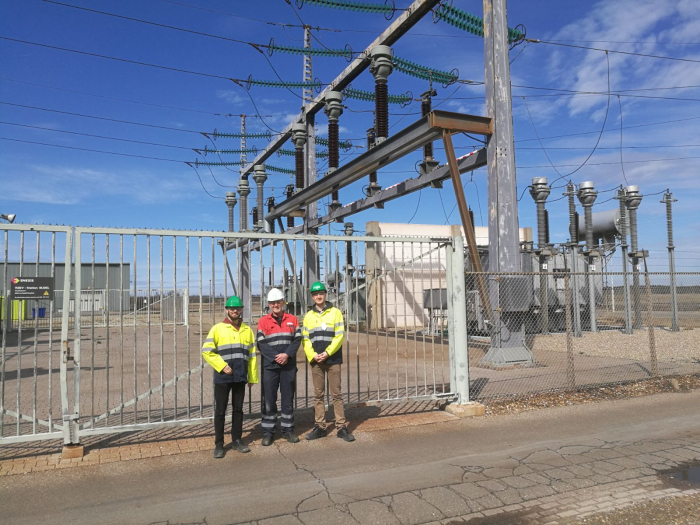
[302,281,355,442]
[201,295,258,458]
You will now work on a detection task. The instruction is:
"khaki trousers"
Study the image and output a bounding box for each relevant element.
[310,362,346,429]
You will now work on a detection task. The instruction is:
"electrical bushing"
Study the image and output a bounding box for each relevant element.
[370,45,393,142]
[291,122,307,191]
[577,181,598,253]
[225,191,237,232]
[325,91,344,210]
[253,165,267,230]
[238,177,250,231]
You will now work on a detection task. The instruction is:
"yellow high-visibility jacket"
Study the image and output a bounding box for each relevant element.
[202,319,259,384]
[302,303,344,365]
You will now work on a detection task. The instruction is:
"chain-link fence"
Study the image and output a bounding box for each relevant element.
[466,271,700,401]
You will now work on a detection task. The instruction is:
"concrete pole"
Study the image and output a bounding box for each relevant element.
[480,0,532,366]
[567,183,582,337]
[625,185,643,329]
[253,165,267,231]
[225,192,237,232]
[617,189,633,334]
[302,25,319,288]
[449,228,470,403]
[578,181,598,332]
[661,191,679,331]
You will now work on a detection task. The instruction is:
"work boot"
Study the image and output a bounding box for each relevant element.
[231,439,250,453]
[305,426,327,441]
[261,434,274,447]
[337,427,356,442]
[213,445,225,459]
[282,433,300,443]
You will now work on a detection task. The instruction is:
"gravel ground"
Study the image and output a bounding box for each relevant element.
[530,328,700,363]
[483,373,700,416]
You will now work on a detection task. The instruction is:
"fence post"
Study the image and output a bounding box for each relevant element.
[449,232,470,404]
[564,273,575,389]
[643,260,658,377]
[59,228,81,453]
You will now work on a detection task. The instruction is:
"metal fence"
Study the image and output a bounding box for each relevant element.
[2,221,698,447]
[466,270,700,401]
[1,224,463,445]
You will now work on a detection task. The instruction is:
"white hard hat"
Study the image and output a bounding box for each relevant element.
[267,288,285,303]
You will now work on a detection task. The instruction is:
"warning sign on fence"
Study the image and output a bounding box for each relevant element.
[10,277,54,301]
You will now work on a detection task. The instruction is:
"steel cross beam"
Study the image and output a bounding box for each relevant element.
[240,0,441,177]
[298,148,487,231]
[264,110,492,223]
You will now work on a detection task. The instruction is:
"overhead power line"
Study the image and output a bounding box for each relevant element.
[527,39,700,64]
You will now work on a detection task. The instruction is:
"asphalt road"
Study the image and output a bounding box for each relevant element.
[1,390,699,525]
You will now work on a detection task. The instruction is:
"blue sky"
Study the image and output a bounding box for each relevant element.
[1,0,699,271]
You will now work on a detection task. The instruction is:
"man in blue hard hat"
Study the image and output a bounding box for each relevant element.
[202,295,258,458]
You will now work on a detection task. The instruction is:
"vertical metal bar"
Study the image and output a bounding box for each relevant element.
[429,243,436,393]
[105,234,111,427]
[173,237,178,419]
[199,237,203,417]
[354,241,360,404]
[133,236,137,423]
[147,235,151,422]
[72,229,82,443]
[48,232,56,431]
[186,237,191,420]
[1,231,7,437]
[343,241,350,402]
[643,260,658,377]
[564,273,575,389]
[159,235,164,422]
[33,232,40,433]
[437,242,446,393]
[119,235,124,425]
[420,241,427,395]
[446,238,455,394]
[411,242,418,396]
[393,242,398,398]
[16,230,24,435]
[402,242,409,397]
[380,242,386,400]
[59,228,74,444]
[90,234,95,425]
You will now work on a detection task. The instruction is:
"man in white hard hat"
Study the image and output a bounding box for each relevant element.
[256,288,301,445]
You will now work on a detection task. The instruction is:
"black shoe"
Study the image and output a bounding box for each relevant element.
[305,426,327,441]
[337,427,355,442]
[231,439,250,453]
[282,433,300,443]
[213,445,225,459]
[261,434,274,447]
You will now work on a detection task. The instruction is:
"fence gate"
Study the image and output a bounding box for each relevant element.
[0,224,74,444]
[1,225,468,445]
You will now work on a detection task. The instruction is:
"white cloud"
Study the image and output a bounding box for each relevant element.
[216,90,244,105]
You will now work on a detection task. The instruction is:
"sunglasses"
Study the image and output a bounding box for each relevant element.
[311,291,326,297]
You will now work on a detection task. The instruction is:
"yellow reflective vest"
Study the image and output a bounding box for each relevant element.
[201,319,259,384]
[302,303,344,365]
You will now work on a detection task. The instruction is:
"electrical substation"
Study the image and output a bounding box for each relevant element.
[1,0,698,449]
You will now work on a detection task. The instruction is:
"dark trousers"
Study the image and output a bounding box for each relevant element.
[261,367,297,436]
[214,381,246,446]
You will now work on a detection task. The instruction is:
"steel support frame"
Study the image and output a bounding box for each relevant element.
[241,0,442,178]
[265,110,491,223]
[480,0,533,366]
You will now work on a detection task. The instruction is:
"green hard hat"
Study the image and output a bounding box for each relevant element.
[225,296,244,308]
[310,281,327,293]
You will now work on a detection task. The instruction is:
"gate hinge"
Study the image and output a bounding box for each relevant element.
[62,414,79,422]
[62,340,73,362]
